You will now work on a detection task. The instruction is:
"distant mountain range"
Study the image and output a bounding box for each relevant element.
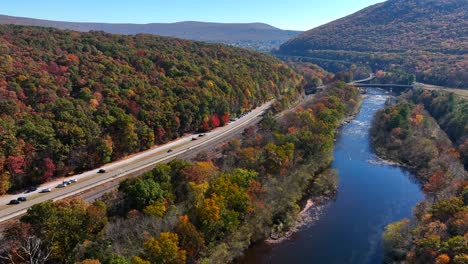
[0,15,302,52]
[278,0,467,87]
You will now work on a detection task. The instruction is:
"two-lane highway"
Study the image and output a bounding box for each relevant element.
[0,100,273,223]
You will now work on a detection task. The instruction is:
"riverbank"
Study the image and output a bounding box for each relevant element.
[265,101,363,243]
[208,83,363,263]
[266,196,331,244]
[261,92,363,245]
[370,98,467,263]
[238,90,424,263]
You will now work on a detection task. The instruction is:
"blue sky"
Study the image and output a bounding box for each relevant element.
[2,0,383,30]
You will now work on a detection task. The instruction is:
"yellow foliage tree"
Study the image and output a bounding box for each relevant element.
[454,254,468,264]
[141,232,186,264]
[206,80,215,88]
[132,256,151,264]
[411,114,424,125]
[142,201,166,218]
[77,259,101,264]
[197,195,222,222]
[238,147,258,168]
[188,181,209,207]
[0,171,11,195]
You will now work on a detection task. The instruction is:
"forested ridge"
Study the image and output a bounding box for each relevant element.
[0,16,303,52]
[0,25,303,194]
[0,83,361,263]
[371,95,468,263]
[278,0,468,87]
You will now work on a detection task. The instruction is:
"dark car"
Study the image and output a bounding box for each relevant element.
[25,186,38,193]
[9,200,20,205]
[198,134,205,137]
[97,169,106,173]
[191,137,198,141]
[167,149,173,153]
[17,197,27,202]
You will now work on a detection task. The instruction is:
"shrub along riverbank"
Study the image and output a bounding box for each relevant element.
[0,82,360,263]
[371,96,467,264]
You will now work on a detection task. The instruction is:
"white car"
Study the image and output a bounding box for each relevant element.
[40,188,51,193]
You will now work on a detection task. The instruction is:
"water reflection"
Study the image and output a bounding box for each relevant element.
[239,89,424,264]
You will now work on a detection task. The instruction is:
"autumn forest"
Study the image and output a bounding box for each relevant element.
[0,0,467,263]
[0,25,302,194]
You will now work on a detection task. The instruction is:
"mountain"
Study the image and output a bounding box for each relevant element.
[278,0,468,87]
[0,25,303,193]
[0,15,302,52]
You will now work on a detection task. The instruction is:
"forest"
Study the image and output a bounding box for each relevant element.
[371,96,467,264]
[0,82,361,263]
[278,0,468,88]
[405,89,468,169]
[0,25,304,194]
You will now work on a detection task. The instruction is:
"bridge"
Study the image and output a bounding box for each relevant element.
[303,74,414,95]
[353,83,414,94]
[352,83,414,89]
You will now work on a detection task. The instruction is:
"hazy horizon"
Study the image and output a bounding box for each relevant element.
[1,0,383,31]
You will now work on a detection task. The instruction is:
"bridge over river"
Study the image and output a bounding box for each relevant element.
[353,83,414,94]
[305,82,414,95]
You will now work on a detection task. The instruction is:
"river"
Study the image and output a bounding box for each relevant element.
[239,90,424,264]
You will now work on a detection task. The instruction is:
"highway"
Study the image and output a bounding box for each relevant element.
[349,73,375,84]
[415,82,468,99]
[0,100,273,223]
[0,75,385,223]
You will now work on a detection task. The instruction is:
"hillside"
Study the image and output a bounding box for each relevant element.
[278,0,468,87]
[0,25,303,193]
[0,15,302,52]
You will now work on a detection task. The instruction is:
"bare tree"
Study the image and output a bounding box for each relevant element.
[0,235,52,264]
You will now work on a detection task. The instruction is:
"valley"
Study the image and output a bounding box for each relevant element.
[0,101,272,222]
[240,90,425,263]
[0,0,466,263]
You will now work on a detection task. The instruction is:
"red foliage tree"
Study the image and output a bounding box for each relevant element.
[136,49,146,57]
[247,180,264,202]
[209,114,221,128]
[423,171,446,195]
[66,54,80,64]
[180,161,218,184]
[221,112,230,126]
[155,126,166,142]
[200,120,211,132]
[46,61,61,75]
[128,100,140,115]
[42,158,56,182]
[7,156,25,175]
